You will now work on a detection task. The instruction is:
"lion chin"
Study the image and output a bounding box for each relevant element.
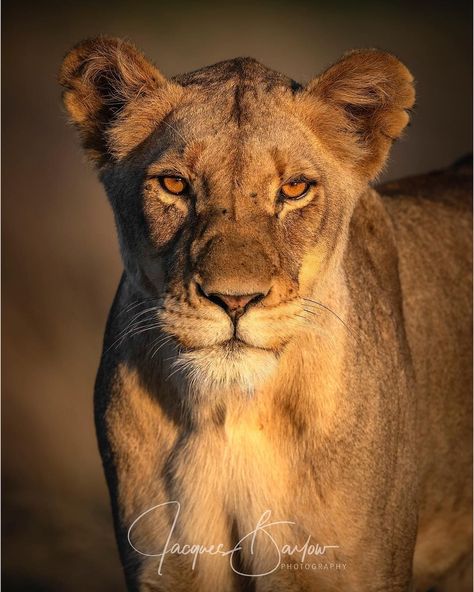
[169,340,279,396]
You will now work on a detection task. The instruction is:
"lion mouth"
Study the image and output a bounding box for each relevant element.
[224,337,248,349]
[189,337,256,352]
[222,337,280,355]
[183,337,274,355]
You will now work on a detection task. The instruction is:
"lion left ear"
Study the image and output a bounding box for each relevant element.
[59,37,181,166]
[304,50,415,180]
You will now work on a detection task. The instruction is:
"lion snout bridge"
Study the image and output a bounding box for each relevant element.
[193,232,275,319]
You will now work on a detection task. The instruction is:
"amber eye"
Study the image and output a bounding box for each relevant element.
[280,180,311,200]
[158,176,188,195]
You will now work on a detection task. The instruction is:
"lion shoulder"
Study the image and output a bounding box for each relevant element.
[377,154,472,212]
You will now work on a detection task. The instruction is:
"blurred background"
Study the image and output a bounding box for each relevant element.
[2,0,472,590]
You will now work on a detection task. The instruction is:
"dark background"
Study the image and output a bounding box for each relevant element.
[2,1,472,590]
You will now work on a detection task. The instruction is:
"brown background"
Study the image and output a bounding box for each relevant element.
[2,1,472,590]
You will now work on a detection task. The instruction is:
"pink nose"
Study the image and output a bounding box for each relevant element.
[197,285,266,319]
[212,293,261,312]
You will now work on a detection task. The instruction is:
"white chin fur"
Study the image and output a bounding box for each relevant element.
[169,344,279,397]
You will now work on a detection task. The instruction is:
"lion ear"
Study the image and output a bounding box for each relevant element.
[59,37,175,166]
[305,50,415,179]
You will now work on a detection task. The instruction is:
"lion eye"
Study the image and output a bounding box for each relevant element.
[159,176,188,195]
[280,180,310,200]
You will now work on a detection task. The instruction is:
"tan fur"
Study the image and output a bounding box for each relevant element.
[60,38,472,591]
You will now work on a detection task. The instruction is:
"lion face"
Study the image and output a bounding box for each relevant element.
[60,38,414,390]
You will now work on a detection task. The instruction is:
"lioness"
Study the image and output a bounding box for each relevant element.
[60,38,472,592]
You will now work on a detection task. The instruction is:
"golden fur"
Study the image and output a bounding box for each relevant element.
[60,38,472,591]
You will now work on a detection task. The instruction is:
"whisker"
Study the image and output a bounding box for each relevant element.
[148,334,167,349]
[301,297,355,336]
[125,318,162,337]
[106,315,163,353]
[118,298,161,317]
[148,332,173,353]
[295,314,310,322]
[162,120,187,143]
[150,336,174,359]
[115,307,162,341]
[165,363,185,382]
[126,323,162,340]
[113,313,161,339]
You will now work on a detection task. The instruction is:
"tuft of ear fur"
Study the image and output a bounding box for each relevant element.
[304,50,415,179]
[59,37,180,165]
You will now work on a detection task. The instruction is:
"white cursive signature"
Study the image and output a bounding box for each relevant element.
[127,501,339,577]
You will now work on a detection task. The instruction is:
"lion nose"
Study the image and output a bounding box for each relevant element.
[197,285,266,320]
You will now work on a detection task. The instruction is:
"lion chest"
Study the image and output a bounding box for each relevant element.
[166,413,294,550]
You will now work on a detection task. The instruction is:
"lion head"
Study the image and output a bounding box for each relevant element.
[60,38,414,392]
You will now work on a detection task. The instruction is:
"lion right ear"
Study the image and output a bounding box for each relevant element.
[59,37,179,166]
[303,50,415,180]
